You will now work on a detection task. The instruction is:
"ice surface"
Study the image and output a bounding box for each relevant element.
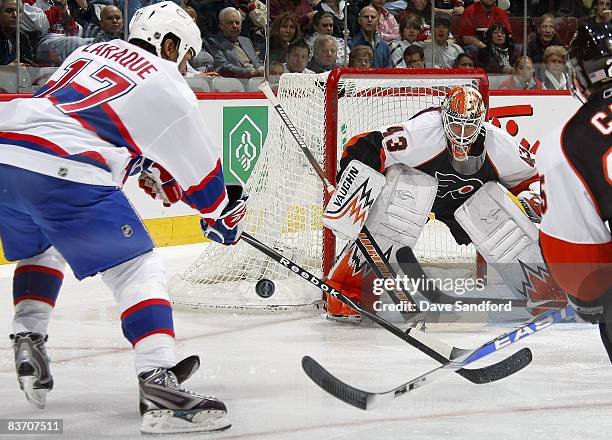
[1,244,610,440]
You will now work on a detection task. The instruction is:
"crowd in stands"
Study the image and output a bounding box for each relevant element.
[0,0,609,90]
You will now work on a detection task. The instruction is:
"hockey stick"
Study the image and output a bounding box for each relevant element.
[259,81,418,320]
[396,247,568,309]
[241,231,532,384]
[303,306,575,410]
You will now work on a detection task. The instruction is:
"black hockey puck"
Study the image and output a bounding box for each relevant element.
[255,278,275,298]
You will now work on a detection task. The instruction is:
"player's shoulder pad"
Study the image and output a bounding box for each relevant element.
[482,121,525,162]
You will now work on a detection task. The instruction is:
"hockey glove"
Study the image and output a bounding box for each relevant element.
[201,185,248,245]
[517,182,542,223]
[138,162,182,207]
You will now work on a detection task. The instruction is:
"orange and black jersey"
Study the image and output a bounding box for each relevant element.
[538,87,612,303]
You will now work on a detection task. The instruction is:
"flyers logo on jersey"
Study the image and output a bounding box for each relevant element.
[435,171,484,199]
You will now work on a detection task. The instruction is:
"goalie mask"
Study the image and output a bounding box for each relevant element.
[129,2,202,65]
[441,85,487,175]
[567,22,612,103]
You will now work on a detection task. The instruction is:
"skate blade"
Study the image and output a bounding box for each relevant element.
[19,376,48,410]
[141,409,231,434]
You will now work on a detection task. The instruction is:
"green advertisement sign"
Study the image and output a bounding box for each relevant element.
[223,106,268,185]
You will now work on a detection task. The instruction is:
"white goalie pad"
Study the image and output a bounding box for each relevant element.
[323,160,385,241]
[454,182,564,303]
[366,164,438,263]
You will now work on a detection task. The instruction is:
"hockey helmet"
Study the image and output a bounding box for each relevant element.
[567,22,612,102]
[441,85,486,163]
[129,2,202,65]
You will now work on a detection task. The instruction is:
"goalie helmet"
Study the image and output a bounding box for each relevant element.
[441,85,487,174]
[129,2,202,65]
[567,22,612,103]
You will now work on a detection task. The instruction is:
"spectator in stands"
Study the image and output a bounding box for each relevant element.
[19,0,48,35]
[587,0,612,23]
[305,11,349,65]
[370,0,399,42]
[434,0,464,18]
[307,34,337,72]
[537,45,569,90]
[458,0,512,57]
[235,0,267,49]
[81,5,122,42]
[527,14,563,65]
[389,14,422,67]
[0,0,35,65]
[207,7,263,78]
[404,43,425,68]
[476,22,516,74]
[348,44,373,67]
[267,12,301,62]
[453,52,475,68]
[270,59,285,75]
[422,15,463,68]
[499,55,545,90]
[182,6,216,72]
[314,0,359,38]
[350,5,391,67]
[36,0,93,66]
[271,0,315,33]
[285,38,313,72]
[404,0,432,41]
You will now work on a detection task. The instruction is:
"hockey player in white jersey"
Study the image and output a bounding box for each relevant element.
[322,85,567,321]
[537,23,612,361]
[0,2,246,434]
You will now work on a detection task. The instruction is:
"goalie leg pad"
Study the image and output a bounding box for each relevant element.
[366,164,438,261]
[325,166,438,318]
[454,182,567,312]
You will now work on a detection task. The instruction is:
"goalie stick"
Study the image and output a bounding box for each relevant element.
[303,306,575,410]
[259,81,418,320]
[240,232,532,385]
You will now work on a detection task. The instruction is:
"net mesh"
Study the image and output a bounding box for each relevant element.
[170,71,485,310]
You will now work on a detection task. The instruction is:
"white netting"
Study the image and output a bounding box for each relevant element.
[169,70,485,311]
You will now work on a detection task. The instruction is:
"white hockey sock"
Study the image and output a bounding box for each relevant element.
[13,300,53,336]
[134,333,177,374]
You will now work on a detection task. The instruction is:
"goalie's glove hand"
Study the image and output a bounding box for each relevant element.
[517,189,542,223]
[138,161,182,207]
[201,185,248,245]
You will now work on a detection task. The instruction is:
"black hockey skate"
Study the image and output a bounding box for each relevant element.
[10,332,54,409]
[139,360,230,434]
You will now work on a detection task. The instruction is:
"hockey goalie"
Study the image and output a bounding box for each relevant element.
[322,85,567,321]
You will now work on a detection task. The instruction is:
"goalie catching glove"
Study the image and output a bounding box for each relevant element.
[138,160,182,207]
[322,160,386,241]
[201,185,248,245]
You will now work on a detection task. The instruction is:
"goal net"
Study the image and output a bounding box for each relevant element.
[169,68,489,311]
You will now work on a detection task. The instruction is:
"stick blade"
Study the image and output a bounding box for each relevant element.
[458,347,533,384]
[302,356,370,410]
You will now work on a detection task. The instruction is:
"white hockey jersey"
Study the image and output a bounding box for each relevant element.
[340,109,538,224]
[0,39,228,218]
